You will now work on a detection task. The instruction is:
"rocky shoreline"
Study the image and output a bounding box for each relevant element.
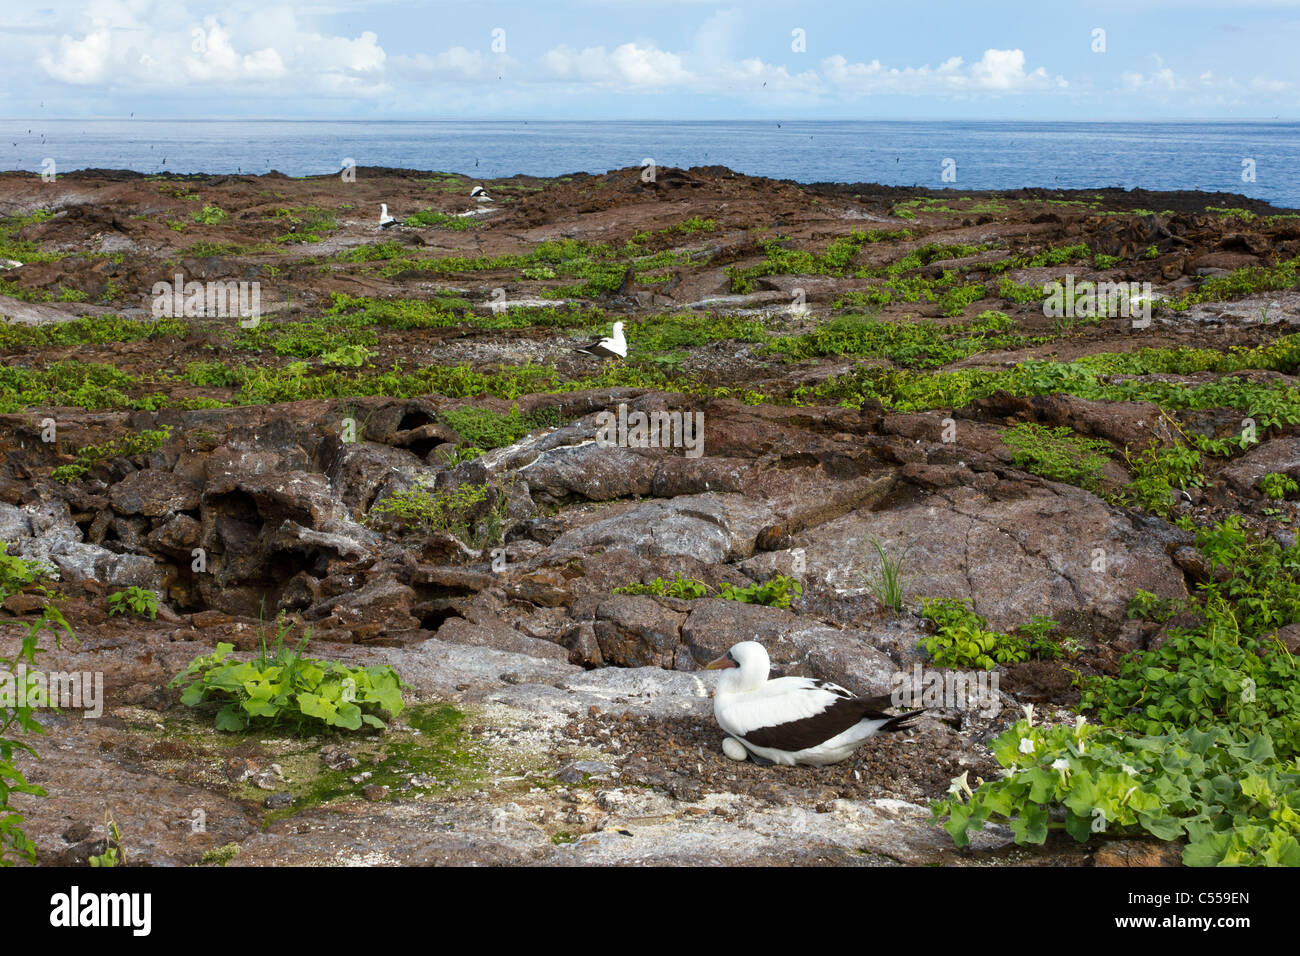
[2,166,1297,865]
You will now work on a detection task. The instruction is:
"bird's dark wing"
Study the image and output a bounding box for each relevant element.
[738,695,879,751]
[574,339,618,358]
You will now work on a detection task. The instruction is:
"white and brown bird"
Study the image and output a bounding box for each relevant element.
[705,640,923,766]
[573,321,626,360]
[470,185,492,203]
[378,203,397,229]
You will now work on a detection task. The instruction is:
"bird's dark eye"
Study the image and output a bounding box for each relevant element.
[727,652,738,664]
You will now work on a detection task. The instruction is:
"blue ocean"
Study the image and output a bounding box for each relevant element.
[3,119,1297,209]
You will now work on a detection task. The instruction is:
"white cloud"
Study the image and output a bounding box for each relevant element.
[822,49,1064,95]
[1122,64,1293,96]
[541,42,692,87]
[12,2,1293,116]
[35,5,388,96]
[693,7,742,61]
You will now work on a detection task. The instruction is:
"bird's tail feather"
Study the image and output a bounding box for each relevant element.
[878,709,925,733]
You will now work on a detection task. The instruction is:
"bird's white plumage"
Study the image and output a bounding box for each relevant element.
[715,676,850,737]
[710,641,910,766]
[379,203,396,228]
[576,321,626,359]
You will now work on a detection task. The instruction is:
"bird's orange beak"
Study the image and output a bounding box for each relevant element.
[704,654,736,670]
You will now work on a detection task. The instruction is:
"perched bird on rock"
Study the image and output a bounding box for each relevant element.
[573,321,626,360]
[705,640,923,766]
[379,203,397,229]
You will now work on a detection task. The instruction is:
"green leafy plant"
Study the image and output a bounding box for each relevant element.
[1124,441,1203,516]
[52,425,172,483]
[917,598,1029,670]
[190,204,227,225]
[320,344,375,367]
[1017,615,1068,659]
[169,623,405,733]
[932,717,1300,866]
[614,574,710,599]
[88,811,122,867]
[1126,589,1193,624]
[107,586,159,620]
[0,546,73,865]
[937,515,1300,865]
[367,481,506,548]
[717,575,803,609]
[1259,472,1298,501]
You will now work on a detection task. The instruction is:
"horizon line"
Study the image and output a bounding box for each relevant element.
[3,116,1299,124]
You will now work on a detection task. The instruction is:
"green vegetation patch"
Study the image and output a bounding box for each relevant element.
[614,574,802,609]
[1001,423,1112,492]
[935,516,1300,865]
[1166,257,1300,311]
[0,316,187,349]
[170,626,405,733]
[51,425,172,483]
[770,310,1025,368]
[0,211,64,263]
[917,598,1067,670]
[438,405,562,452]
[404,209,478,231]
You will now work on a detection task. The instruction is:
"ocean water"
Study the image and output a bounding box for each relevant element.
[2,119,1298,209]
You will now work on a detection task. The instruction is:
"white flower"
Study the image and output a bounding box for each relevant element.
[947,771,974,801]
[1075,714,1088,732]
[1121,764,1139,777]
[1051,758,1070,772]
[1021,703,1036,727]
[1019,736,1036,755]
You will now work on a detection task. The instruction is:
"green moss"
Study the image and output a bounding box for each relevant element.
[405,209,478,230]
[258,702,481,824]
[439,404,562,450]
[199,843,241,866]
[1002,422,1112,491]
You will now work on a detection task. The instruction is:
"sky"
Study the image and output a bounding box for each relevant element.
[2,0,1298,120]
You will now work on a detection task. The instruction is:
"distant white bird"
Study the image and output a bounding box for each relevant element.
[379,203,397,229]
[470,185,493,203]
[573,321,626,360]
[705,641,923,766]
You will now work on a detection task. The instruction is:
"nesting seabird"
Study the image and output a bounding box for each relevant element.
[573,321,626,360]
[379,203,397,229]
[470,185,492,203]
[705,641,923,766]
